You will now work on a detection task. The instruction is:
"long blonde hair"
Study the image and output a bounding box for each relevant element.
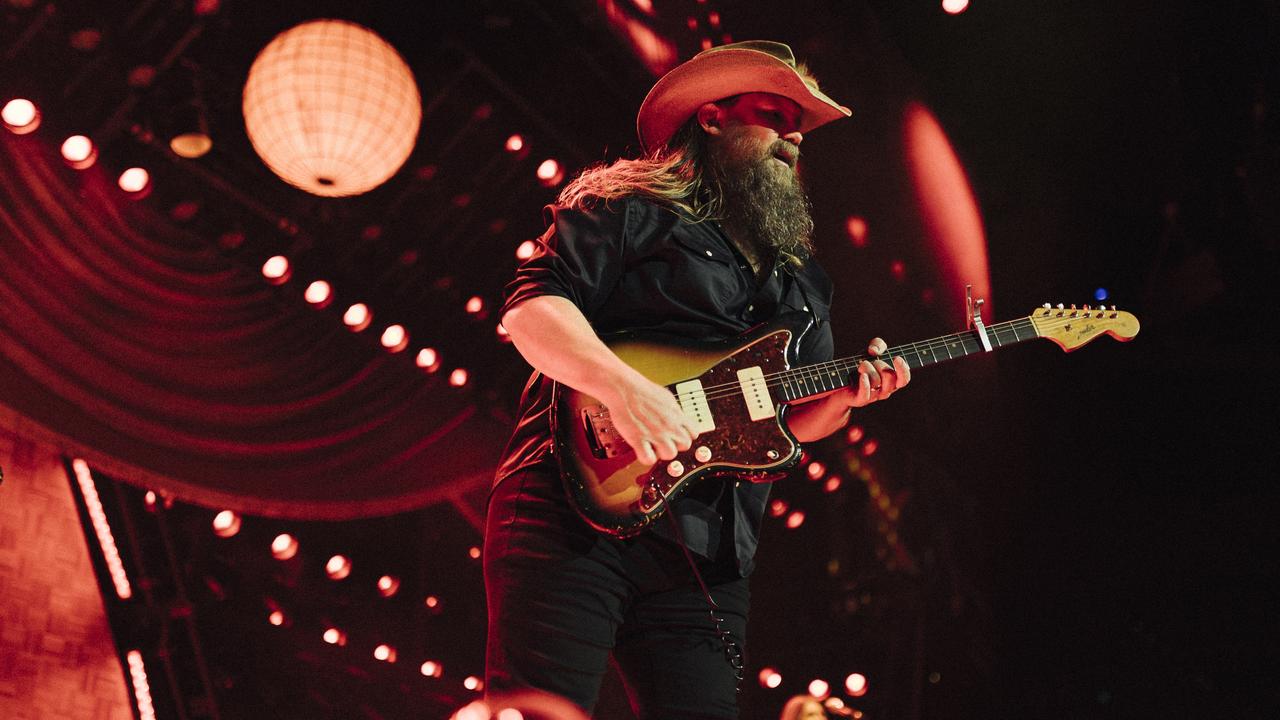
[557,117,722,220]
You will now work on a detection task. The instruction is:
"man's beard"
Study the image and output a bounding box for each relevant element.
[708,131,815,263]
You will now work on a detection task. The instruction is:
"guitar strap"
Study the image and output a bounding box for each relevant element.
[652,479,746,691]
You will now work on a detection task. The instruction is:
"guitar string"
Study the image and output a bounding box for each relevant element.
[669,312,1124,403]
[667,317,1039,403]
[593,313,1126,415]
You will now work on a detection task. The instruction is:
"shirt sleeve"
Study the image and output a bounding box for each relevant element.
[500,201,628,322]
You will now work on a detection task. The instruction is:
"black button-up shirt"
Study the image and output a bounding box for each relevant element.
[495,196,834,576]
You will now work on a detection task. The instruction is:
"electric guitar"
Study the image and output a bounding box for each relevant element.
[552,303,1140,538]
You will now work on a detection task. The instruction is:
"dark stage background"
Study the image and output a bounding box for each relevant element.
[1,1,1277,718]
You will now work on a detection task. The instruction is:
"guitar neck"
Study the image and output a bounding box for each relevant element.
[777,316,1038,403]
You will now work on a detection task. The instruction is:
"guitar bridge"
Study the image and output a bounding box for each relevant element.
[582,405,626,459]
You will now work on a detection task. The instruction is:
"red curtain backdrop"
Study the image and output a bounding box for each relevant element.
[0,135,502,519]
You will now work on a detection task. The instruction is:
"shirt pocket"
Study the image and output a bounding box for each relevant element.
[658,229,743,309]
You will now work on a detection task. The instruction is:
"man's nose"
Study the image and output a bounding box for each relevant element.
[783,130,804,146]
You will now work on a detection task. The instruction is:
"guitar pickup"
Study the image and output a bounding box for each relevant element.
[582,405,626,459]
[736,367,775,421]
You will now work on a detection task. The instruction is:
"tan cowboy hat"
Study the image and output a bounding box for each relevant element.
[636,40,852,152]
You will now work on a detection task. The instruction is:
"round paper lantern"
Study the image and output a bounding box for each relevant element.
[242,19,421,197]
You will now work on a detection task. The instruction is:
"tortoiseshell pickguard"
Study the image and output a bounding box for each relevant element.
[554,316,811,537]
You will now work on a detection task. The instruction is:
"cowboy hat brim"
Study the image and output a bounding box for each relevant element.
[636,44,851,152]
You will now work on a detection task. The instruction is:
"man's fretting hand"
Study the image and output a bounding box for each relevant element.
[849,337,911,407]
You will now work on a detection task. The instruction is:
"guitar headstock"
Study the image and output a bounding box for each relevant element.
[1028,304,1140,351]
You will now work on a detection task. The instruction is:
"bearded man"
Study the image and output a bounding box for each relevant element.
[485,41,911,718]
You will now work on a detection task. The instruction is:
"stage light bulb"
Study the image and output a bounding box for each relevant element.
[450,368,469,387]
[118,167,151,194]
[212,510,241,537]
[786,510,806,529]
[846,672,869,696]
[505,134,524,152]
[325,554,351,580]
[536,159,563,186]
[416,347,440,372]
[261,255,291,284]
[271,533,298,560]
[343,303,372,331]
[377,575,401,597]
[808,679,830,698]
[515,239,537,260]
[2,98,40,134]
[61,135,97,168]
[304,280,332,306]
[381,324,409,352]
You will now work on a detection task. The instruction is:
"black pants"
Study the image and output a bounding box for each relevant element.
[484,468,748,719]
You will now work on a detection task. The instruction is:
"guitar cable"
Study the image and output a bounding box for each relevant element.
[650,479,746,691]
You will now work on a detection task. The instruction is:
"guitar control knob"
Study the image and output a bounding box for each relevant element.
[766,450,780,460]
[666,461,685,477]
[694,446,712,463]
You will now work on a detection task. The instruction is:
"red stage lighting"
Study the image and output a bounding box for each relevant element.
[416,347,441,373]
[373,644,397,662]
[846,425,865,443]
[468,546,481,559]
[381,324,409,353]
[757,667,782,689]
[268,610,285,626]
[420,660,444,678]
[322,627,347,645]
[61,135,97,169]
[304,280,332,307]
[806,461,826,480]
[325,554,351,580]
[515,239,537,260]
[505,134,524,152]
[126,650,157,720]
[70,459,133,599]
[769,499,788,517]
[807,678,830,699]
[463,676,483,691]
[271,533,298,560]
[846,672,869,696]
[465,296,485,314]
[118,167,151,197]
[212,510,241,537]
[845,216,869,248]
[343,303,372,332]
[786,510,806,529]
[942,0,970,14]
[824,476,843,493]
[450,368,469,387]
[890,260,907,282]
[536,159,563,187]
[377,575,401,597]
[2,98,40,134]
[261,255,291,285]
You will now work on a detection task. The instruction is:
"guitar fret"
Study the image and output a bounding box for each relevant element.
[781,315,1047,403]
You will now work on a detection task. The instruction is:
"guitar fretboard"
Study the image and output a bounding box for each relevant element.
[777,317,1039,402]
